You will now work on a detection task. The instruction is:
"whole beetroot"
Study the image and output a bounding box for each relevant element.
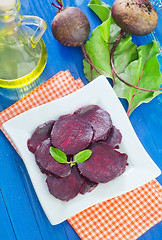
[51,6,90,47]
[111,0,158,36]
[110,0,161,92]
[51,1,100,78]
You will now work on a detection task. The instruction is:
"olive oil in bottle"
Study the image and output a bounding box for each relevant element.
[0,0,47,88]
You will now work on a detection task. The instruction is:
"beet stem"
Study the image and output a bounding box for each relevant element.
[56,0,64,9]
[110,31,126,85]
[81,44,102,80]
[52,2,61,10]
[110,31,162,92]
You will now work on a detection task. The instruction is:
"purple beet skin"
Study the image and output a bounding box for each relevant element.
[27,120,55,153]
[80,177,98,195]
[104,125,122,148]
[46,165,84,201]
[35,138,71,177]
[50,114,93,155]
[74,105,112,142]
[77,141,128,183]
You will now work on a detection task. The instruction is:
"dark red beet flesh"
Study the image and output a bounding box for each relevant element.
[46,165,84,201]
[50,114,93,155]
[27,120,55,153]
[27,104,128,201]
[77,141,128,183]
[35,138,71,177]
[80,177,98,195]
[74,105,112,142]
[115,150,128,177]
[103,125,122,148]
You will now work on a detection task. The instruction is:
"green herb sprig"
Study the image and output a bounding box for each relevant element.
[49,147,92,167]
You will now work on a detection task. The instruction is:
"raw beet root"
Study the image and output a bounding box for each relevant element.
[103,125,122,149]
[51,6,90,47]
[35,138,71,177]
[51,1,100,80]
[80,177,98,195]
[27,120,55,153]
[110,1,161,94]
[50,114,93,155]
[46,165,84,201]
[111,0,158,36]
[77,141,128,183]
[74,105,112,142]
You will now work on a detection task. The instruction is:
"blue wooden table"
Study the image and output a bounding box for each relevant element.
[0,0,161,239]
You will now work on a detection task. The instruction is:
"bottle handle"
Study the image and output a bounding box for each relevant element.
[20,15,47,48]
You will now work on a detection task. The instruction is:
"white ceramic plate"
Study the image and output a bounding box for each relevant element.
[2,76,161,225]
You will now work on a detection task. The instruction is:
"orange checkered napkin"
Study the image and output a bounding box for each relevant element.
[0,70,161,240]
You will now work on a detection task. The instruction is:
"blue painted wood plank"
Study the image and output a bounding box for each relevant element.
[0,132,43,240]
[130,105,162,171]
[139,95,162,168]
[0,133,69,240]
[130,105,162,240]
[138,222,162,240]
[0,190,16,240]
[63,221,81,240]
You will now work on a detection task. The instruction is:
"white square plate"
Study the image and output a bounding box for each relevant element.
[2,76,161,225]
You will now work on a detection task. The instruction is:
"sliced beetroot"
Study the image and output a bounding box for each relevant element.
[46,165,84,201]
[77,141,128,183]
[116,151,128,177]
[74,105,112,142]
[80,177,98,195]
[50,114,93,155]
[27,120,55,153]
[104,125,122,148]
[35,138,71,177]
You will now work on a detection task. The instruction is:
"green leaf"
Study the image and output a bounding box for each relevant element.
[84,1,162,116]
[113,41,162,116]
[49,146,68,164]
[74,149,92,163]
[83,16,138,82]
[88,0,111,22]
[83,17,112,81]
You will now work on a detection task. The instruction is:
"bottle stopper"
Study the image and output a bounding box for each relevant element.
[0,0,16,11]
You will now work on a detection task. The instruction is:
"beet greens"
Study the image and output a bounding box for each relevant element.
[50,0,162,115]
[83,0,162,116]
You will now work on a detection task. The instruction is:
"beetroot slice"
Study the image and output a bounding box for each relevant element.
[116,151,128,177]
[77,141,128,183]
[35,138,71,177]
[50,114,93,155]
[27,120,55,153]
[74,105,112,142]
[80,177,98,195]
[46,165,84,201]
[103,125,122,148]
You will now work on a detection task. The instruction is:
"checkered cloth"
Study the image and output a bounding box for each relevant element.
[0,70,161,240]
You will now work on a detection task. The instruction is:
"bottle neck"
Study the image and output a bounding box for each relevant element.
[0,0,20,23]
[0,0,21,37]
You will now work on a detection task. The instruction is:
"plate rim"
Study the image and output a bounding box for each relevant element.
[2,75,161,225]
